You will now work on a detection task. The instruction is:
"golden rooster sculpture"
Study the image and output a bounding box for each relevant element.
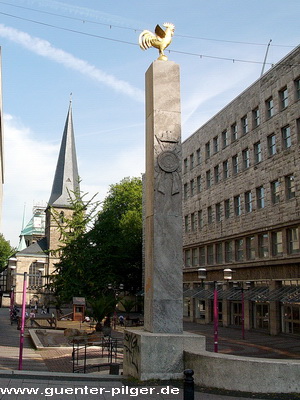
[139,23,175,61]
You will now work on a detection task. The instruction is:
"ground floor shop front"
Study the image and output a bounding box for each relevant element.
[183,282,300,336]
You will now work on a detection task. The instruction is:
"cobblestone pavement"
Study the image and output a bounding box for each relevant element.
[183,321,300,359]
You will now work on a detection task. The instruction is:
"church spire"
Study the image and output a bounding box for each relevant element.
[48,100,79,207]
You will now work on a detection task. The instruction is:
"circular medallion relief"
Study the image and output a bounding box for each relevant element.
[157,151,179,172]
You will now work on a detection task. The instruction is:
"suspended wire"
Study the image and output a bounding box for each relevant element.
[0,0,295,49]
[0,0,136,31]
[0,11,137,47]
[0,10,298,67]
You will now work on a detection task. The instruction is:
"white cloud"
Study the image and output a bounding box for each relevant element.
[0,24,144,102]
[2,114,58,246]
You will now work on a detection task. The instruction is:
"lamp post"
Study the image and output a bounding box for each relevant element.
[198,268,232,353]
[108,283,124,328]
[233,281,251,340]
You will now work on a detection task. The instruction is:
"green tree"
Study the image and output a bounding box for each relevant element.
[49,177,143,303]
[49,187,100,302]
[0,234,15,272]
[88,176,143,294]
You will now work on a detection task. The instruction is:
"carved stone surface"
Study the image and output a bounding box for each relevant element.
[144,60,183,334]
[123,329,206,380]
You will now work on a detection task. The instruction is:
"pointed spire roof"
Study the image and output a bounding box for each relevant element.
[48,101,79,207]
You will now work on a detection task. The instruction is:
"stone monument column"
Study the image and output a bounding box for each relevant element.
[144,60,183,334]
[123,59,206,381]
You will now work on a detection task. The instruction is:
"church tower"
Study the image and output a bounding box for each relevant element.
[46,100,80,273]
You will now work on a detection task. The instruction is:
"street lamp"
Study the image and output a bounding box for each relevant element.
[233,281,251,340]
[197,268,207,286]
[197,267,233,353]
[107,283,124,328]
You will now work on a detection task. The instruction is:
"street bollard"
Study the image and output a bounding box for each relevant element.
[183,369,194,400]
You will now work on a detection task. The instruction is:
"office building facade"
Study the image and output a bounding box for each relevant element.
[182,45,300,335]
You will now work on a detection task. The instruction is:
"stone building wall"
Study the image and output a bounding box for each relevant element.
[182,45,300,282]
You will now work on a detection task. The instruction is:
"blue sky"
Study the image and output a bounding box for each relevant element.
[0,0,299,246]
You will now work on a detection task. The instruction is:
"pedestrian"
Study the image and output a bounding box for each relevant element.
[29,311,35,327]
[119,315,124,326]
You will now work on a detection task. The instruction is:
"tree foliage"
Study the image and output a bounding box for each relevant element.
[88,176,143,294]
[49,177,143,304]
[49,187,100,302]
[0,234,15,272]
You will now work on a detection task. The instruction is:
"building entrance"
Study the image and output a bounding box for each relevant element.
[254,303,269,330]
[282,304,300,334]
[231,301,242,326]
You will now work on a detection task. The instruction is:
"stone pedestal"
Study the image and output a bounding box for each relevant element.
[123,329,206,380]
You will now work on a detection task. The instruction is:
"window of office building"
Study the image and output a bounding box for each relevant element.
[191,213,195,231]
[223,160,229,179]
[183,183,188,200]
[206,170,211,188]
[184,215,189,232]
[279,87,288,109]
[282,125,291,149]
[254,141,262,164]
[295,77,300,101]
[184,158,188,173]
[197,175,202,193]
[252,107,260,127]
[216,243,223,264]
[196,148,201,164]
[185,249,191,267]
[224,199,230,219]
[271,180,280,204]
[286,174,295,199]
[199,247,205,265]
[241,115,248,134]
[214,165,220,183]
[266,97,274,118]
[198,210,203,229]
[192,247,198,266]
[256,186,265,209]
[205,141,210,159]
[235,239,244,261]
[207,206,213,224]
[258,233,269,258]
[245,191,253,213]
[234,195,241,216]
[207,244,214,264]
[242,148,250,169]
[190,153,194,170]
[272,231,283,256]
[287,227,300,254]
[232,154,239,175]
[231,123,237,141]
[267,133,276,156]
[246,236,255,260]
[216,203,221,222]
[225,241,233,262]
[297,118,300,142]
[190,179,195,196]
[213,136,219,153]
[222,130,228,148]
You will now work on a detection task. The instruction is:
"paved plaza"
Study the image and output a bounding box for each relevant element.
[0,308,299,399]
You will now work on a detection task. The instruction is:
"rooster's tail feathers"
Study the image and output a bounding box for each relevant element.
[139,30,156,50]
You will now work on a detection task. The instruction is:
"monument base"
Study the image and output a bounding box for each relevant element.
[123,329,206,381]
